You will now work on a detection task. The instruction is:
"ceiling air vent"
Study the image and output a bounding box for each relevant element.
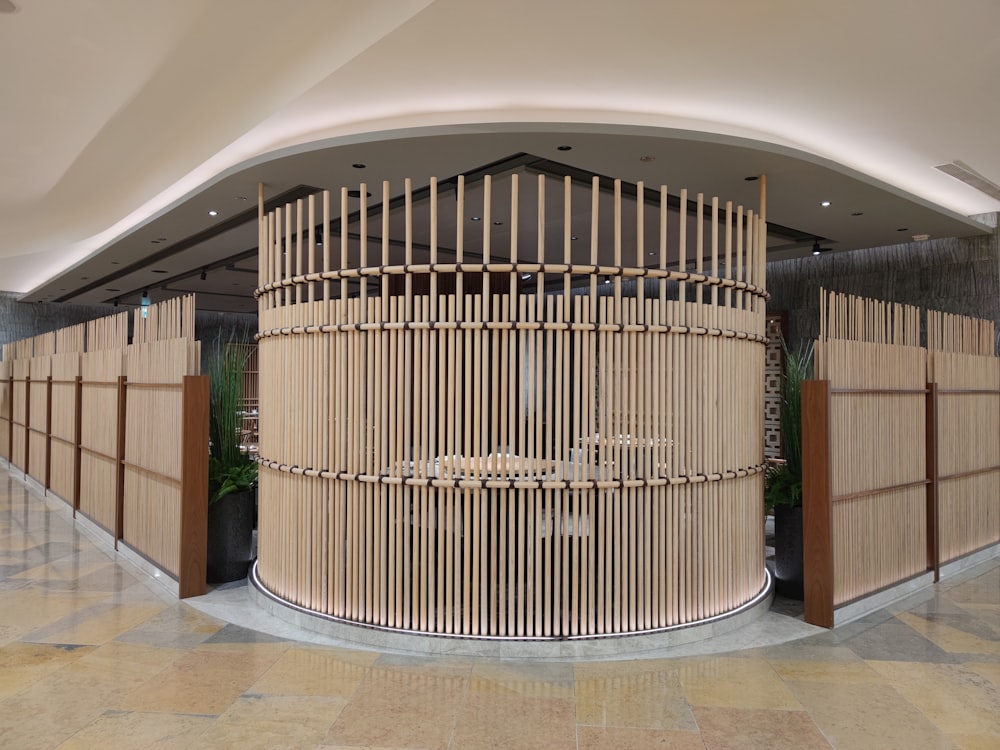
[934,161,1000,202]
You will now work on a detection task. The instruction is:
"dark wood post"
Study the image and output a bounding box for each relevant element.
[178,375,209,598]
[925,382,940,581]
[803,379,834,628]
[44,375,52,491]
[23,374,30,478]
[73,376,83,513]
[114,376,127,548]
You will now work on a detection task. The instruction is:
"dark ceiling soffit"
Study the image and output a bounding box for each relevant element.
[56,184,320,303]
[93,154,820,306]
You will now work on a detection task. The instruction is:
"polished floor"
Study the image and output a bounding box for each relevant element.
[1,465,998,749]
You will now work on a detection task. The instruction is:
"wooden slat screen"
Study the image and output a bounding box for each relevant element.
[255,175,769,637]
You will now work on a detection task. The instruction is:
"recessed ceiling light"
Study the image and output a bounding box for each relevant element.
[639,155,655,163]
[571,236,578,241]
[235,196,248,201]
[105,288,120,292]
[522,273,531,280]
[897,227,909,232]
[151,269,168,274]
[557,145,572,151]
[471,216,482,222]
[208,210,218,216]
[150,240,161,244]
[744,175,760,182]
[820,201,831,207]
[648,251,656,256]
[352,163,366,169]
[851,211,864,216]
[493,220,503,226]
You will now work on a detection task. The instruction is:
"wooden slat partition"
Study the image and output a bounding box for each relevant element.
[3,300,207,598]
[122,296,203,593]
[256,175,769,638]
[812,290,927,613]
[927,311,1000,564]
[806,290,999,627]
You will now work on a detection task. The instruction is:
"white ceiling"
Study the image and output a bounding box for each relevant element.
[2,0,999,312]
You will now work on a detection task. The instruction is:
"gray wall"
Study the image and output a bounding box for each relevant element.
[0,291,257,372]
[767,213,1000,349]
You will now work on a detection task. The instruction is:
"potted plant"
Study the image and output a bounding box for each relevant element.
[764,339,813,599]
[207,342,257,583]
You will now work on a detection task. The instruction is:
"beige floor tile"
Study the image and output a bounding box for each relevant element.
[53,710,214,750]
[116,645,286,715]
[196,694,347,750]
[577,725,706,749]
[469,660,574,699]
[451,691,577,750]
[575,665,697,731]
[895,610,1000,655]
[945,734,1000,750]
[787,679,946,750]
[32,602,167,645]
[0,642,93,699]
[866,661,1000,737]
[0,587,106,631]
[692,706,831,750]
[325,663,469,749]
[678,656,802,710]
[767,657,887,684]
[249,645,377,697]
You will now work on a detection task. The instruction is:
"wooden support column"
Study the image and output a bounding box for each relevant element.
[178,375,209,598]
[44,375,52,491]
[72,376,83,513]
[114,376,127,548]
[23,375,30,478]
[6,374,12,463]
[926,381,940,581]
[803,379,833,628]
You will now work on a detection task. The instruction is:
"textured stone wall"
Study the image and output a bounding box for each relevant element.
[0,291,257,371]
[767,214,999,348]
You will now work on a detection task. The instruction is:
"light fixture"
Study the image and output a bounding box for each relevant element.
[811,240,832,256]
[352,163,366,169]
[208,210,218,216]
[820,201,831,207]
[851,211,864,216]
[200,268,207,281]
[557,145,572,151]
[639,155,655,163]
[744,175,760,182]
[571,236,578,241]
[471,216,482,222]
[604,276,612,284]
[522,273,531,280]
[493,220,503,226]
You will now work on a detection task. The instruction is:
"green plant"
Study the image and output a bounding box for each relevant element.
[764,339,813,513]
[208,343,256,504]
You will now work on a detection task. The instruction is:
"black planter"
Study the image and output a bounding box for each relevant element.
[774,504,804,599]
[207,489,255,584]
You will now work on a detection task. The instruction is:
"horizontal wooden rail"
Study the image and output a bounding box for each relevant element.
[833,478,931,503]
[122,461,182,487]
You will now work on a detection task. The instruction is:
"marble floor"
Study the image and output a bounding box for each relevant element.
[1,465,998,749]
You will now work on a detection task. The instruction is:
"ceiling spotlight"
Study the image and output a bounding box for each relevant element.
[200,268,207,281]
[522,273,532,280]
[557,145,572,151]
[471,216,482,222]
[352,163,366,169]
[811,240,832,256]
[820,201,831,207]
[897,227,909,232]
[851,211,864,216]
[570,236,578,241]
[493,220,503,226]
[744,175,760,182]
[208,210,218,216]
[604,276,612,285]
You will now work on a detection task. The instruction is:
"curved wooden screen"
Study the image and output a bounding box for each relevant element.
[255,174,768,637]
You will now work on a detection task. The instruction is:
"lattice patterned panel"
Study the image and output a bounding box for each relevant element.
[764,313,785,459]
